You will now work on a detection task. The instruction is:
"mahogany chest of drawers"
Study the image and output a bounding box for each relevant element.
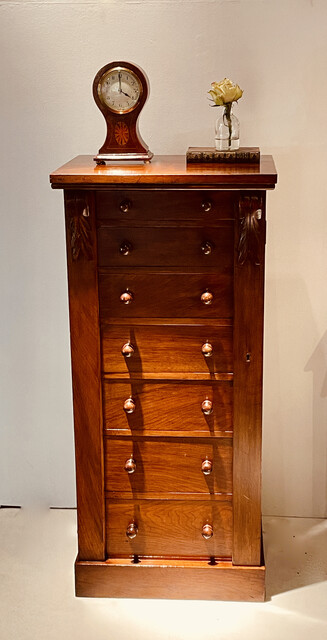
[50,155,277,601]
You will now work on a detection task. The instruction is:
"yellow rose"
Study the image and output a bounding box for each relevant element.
[209,78,243,105]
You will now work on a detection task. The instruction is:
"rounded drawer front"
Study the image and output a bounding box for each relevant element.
[99,272,233,319]
[102,381,233,435]
[106,499,233,558]
[97,225,234,268]
[104,437,233,496]
[101,323,233,374]
[96,190,236,224]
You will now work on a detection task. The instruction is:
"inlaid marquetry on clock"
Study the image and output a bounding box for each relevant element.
[50,154,277,601]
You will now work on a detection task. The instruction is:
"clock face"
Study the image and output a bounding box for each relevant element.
[98,66,142,114]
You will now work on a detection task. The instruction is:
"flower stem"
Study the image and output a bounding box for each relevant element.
[224,103,232,149]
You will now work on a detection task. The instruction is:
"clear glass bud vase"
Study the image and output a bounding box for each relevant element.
[215,104,240,151]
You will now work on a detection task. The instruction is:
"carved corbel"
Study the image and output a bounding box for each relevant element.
[238,195,263,266]
[66,194,93,261]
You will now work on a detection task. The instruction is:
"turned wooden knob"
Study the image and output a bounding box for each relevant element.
[201,399,213,415]
[119,199,132,214]
[124,457,136,474]
[201,290,213,305]
[126,523,138,538]
[201,459,213,475]
[202,524,213,539]
[123,397,135,414]
[120,290,134,305]
[201,342,213,358]
[120,241,133,256]
[201,241,213,255]
[121,342,134,358]
[201,201,212,212]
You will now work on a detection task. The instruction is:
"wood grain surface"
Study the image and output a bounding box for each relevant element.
[102,379,233,435]
[105,498,233,557]
[97,224,234,267]
[50,154,277,189]
[75,557,265,600]
[233,193,266,566]
[96,189,236,223]
[52,155,276,601]
[63,190,105,561]
[101,323,233,374]
[104,437,232,495]
[98,270,233,318]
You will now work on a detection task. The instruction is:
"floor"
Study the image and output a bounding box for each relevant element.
[1,509,327,640]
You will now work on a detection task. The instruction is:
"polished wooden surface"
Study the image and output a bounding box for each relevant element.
[233,194,266,566]
[105,499,233,557]
[96,189,236,222]
[102,380,233,435]
[54,155,276,600]
[97,224,234,267]
[99,270,233,318]
[75,558,265,601]
[101,322,233,374]
[104,437,233,495]
[63,191,105,561]
[50,154,277,188]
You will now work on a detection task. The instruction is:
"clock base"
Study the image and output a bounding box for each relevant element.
[94,151,153,164]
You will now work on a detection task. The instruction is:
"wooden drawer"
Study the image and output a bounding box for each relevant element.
[101,323,233,374]
[103,380,233,436]
[104,437,233,496]
[98,271,233,319]
[97,225,234,268]
[106,499,233,558]
[96,190,236,224]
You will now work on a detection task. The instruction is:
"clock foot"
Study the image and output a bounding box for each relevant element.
[94,151,154,164]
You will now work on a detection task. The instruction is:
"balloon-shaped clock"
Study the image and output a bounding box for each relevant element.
[93,61,153,164]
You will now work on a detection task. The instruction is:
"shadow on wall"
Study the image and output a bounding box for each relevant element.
[305,330,327,518]
[263,276,327,518]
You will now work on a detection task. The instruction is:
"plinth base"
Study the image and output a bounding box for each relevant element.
[75,556,265,601]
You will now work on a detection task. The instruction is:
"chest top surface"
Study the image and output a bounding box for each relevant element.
[50,154,277,189]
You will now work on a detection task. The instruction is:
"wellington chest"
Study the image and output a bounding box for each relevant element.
[50,155,277,601]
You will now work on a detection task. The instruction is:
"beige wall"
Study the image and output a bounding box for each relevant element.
[1,0,327,515]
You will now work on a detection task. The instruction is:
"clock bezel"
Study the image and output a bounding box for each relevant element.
[96,65,143,115]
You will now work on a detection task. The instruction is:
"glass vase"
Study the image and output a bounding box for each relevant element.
[215,104,240,151]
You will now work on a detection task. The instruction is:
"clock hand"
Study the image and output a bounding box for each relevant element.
[121,90,132,98]
[118,72,122,93]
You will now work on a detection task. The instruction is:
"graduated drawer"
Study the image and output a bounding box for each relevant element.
[97,224,234,268]
[96,189,236,224]
[103,380,233,435]
[106,498,233,558]
[101,323,233,374]
[98,271,233,319]
[104,437,233,496]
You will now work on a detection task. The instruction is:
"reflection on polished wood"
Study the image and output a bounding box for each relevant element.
[50,154,277,188]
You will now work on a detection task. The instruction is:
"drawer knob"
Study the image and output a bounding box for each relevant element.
[123,397,135,414]
[120,290,134,305]
[201,290,213,305]
[124,457,137,474]
[201,399,213,415]
[202,524,213,539]
[201,201,212,213]
[121,342,134,358]
[120,241,133,256]
[201,241,213,255]
[201,459,213,475]
[119,199,132,214]
[126,523,138,538]
[201,342,213,358]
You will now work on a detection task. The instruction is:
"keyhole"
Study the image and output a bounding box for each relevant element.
[246,353,251,363]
